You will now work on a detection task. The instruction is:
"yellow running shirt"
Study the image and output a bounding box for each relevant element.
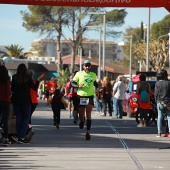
[73,71,97,96]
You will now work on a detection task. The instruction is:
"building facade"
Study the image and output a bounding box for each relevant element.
[31,37,121,62]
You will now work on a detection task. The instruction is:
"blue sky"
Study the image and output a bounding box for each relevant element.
[0,5,169,51]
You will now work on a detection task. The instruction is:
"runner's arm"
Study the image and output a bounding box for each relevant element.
[71,81,79,88]
[94,81,99,88]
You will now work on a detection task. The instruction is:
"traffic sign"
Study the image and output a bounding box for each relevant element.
[0,0,169,12]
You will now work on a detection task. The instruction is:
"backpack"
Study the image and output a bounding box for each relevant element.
[140,83,148,102]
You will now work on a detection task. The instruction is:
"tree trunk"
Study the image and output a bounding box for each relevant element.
[70,40,76,73]
[57,36,61,71]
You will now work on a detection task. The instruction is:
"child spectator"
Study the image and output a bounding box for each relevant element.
[46,89,68,129]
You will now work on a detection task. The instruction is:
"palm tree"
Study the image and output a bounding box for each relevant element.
[57,68,70,88]
[0,44,32,58]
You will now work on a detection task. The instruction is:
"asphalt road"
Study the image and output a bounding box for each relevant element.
[1,101,170,170]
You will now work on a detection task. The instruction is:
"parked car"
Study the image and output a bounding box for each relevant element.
[123,80,157,117]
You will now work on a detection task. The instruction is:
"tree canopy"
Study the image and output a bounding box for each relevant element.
[120,14,170,72]
[151,14,170,40]
[21,7,127,73]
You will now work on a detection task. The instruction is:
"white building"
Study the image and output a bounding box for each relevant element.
[30,37,124,62]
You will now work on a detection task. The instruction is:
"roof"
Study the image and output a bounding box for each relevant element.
[5,62,57,71]
[62,54,129,74]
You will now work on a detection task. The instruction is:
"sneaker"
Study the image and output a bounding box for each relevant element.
[86,132,91,140]
[137,123,143,127]
[26,130,35,142]
[73,119,77,124]
[3,138,11,145]
[101,112,106,116]
[143,123,147,127]
[56,124,59,129]
[18,138,30,144]
[164,133,169,137]
[79,121,85,129]
[112,116,118,119]
[156,133,161,137]
[11,135,19,143]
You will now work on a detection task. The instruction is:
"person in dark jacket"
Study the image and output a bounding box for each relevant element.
[155,70,170,137]
[160,69,170,137]
[46,88,68,129]
[11,63,41,143]
[101,76,113,116]
[0,65,11,144]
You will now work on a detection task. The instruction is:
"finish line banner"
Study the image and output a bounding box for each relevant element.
[0,0,170,12]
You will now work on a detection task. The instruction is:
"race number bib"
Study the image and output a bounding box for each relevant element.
[80,98,89,105]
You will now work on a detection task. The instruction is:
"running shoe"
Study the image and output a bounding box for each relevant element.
[18,138,30,144]
[164,133,169,137]
[137,123,143,127]
[156,133,161,137]
[26,130,35,142]
[73,119,77,124]
[11,135,19,143]
[56,124,59,129]
[101,112,106,116]
[4,140,11,145]
[79,121,85,129]
[1,137,11,145]
[86,132,91,140]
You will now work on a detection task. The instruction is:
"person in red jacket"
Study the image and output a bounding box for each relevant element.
[29,70,39,123]
[0,65,11,144]
[47,77,58,97]
[27,70,44,142]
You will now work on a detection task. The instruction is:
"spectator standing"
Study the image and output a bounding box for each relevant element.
[0,65,11,144]
[71,60,98,140]
[27,70,43,142]
[11,63,41,143]
[101,76,113,116]
[155,70,170,137]
[160,69,170,137]
[46,89,68,129]
[112,75,126,119]
[136,74,152,127]
[95,78,103,114]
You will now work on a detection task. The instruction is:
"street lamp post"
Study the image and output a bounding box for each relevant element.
[146,8,150,72]
[87,11,106,78]
[78,46,82,71]
[123,36,133,79]
[86,26,102,79]
[169,32,170,68]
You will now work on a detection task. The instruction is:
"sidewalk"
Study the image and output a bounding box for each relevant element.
[1,101,170,170]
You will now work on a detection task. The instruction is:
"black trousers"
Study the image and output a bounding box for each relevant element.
[52,108,61,125]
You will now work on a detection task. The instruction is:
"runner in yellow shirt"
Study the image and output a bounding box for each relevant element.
[71,60,98,140]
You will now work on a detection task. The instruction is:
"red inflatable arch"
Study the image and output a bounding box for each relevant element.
[0,0,170,12]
